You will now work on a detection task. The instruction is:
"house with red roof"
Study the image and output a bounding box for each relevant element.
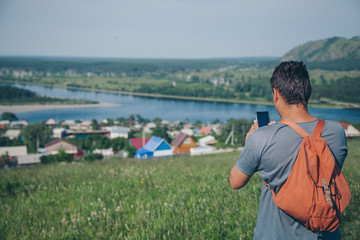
[337,122,360,138]
[200,127,212,135]
[129,137,151,150]
[171,132,197,155]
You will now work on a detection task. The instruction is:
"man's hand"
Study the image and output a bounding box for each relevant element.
[245,120,259,142]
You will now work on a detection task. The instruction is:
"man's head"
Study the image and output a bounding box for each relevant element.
[270,61,312,109]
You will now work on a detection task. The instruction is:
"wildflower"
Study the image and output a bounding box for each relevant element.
[98,198,101,202]
[116,206,120,212]
[103,208,106,212]
[164,202,168,207]
[146,210,150,215]
[88,217,91,221]
[131,205,133,208]
[61,218,66,223]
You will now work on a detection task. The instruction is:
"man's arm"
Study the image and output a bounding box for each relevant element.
[230,165,252,189]
[230,119,267,189]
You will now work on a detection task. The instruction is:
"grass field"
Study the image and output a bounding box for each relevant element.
[0,139,359,239]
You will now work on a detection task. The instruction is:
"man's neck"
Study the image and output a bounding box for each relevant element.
[279,104,317,123]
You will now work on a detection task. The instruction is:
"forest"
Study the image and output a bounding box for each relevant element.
[0,85,97,105]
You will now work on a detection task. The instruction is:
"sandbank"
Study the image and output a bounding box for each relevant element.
[0,102,121,114]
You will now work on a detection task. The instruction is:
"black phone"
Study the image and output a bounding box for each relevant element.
[256,111,270,127]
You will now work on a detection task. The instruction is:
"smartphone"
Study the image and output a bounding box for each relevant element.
[256,111,270,127]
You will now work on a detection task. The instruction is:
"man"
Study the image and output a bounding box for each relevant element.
[230,61,347,239]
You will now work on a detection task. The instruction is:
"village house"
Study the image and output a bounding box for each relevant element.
[198,135,218,146]
[183,123,194,129]
[210,123,222,135]
[63,130,110,139]
[169,120,181,129]
[0,120,10,129]
[93,148,114,157]
[10,120,28,128]
[338,122,360,138]
[81,120,92,130]
[129,137,151,150]
[200,126,213,135]
[132,123,143,131]
[44,139,83,158]
[144,122,157,133]
[190,146,214,156]
[3,129,21,140]
[17,154,41,166]
[135,136,173,159]
[161,120,170,125]
[0,146,40,166]
[171,132,197,155]
[45,118,57,128]
[0,146,27,157]
[61,120,76,127]
[104,126,129,139]
[52,128,66,139]
[126,119,135,126]
[100,119,109,125]
[181,128,194,136]
[167,130,180,138]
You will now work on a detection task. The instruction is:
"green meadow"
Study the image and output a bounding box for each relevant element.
[1,139,359,239]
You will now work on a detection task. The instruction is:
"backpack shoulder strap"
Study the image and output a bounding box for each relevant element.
[279,120,309,138]
[279,119,325,138]
[312,119,325,137]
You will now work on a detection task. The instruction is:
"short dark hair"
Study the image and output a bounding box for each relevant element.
[270,61,312,108]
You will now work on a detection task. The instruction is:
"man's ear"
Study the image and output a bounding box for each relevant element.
[272,88,279,103]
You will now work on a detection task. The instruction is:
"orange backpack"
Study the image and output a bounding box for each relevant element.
[264,119,351,232]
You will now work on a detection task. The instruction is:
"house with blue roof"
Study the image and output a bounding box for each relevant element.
[135,136,173,159]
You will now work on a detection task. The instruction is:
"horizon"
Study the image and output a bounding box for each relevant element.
[0,0,359,59]
[0,55,281,60]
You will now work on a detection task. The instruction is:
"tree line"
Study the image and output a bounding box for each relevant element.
[312,76,360,103]
[0,85,96,104]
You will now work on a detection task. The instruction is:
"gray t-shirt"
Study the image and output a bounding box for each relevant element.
[236,120,347,240]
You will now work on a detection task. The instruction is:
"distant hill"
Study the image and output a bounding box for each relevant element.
[282,36,360,70]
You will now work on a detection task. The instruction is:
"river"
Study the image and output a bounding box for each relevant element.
[6,84,360,123]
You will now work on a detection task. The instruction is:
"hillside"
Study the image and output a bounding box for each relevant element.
[0,140,359,239]
[282,36,360,70]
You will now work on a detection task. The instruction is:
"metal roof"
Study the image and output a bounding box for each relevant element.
[144,136,164,151]
[171,132,188,147]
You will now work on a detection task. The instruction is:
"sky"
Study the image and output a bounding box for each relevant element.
[0,0,359,59]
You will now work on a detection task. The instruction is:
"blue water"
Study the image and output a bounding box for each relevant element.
[5,83,360,123]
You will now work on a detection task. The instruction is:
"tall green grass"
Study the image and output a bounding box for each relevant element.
[0,139,359,239]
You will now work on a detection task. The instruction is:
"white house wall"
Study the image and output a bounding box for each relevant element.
[153,149,173,157]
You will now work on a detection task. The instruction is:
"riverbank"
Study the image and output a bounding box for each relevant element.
[2,80,359,109]
[0,102,121,114]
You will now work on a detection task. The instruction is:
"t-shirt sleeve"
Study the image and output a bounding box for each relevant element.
[235,132,261,175]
